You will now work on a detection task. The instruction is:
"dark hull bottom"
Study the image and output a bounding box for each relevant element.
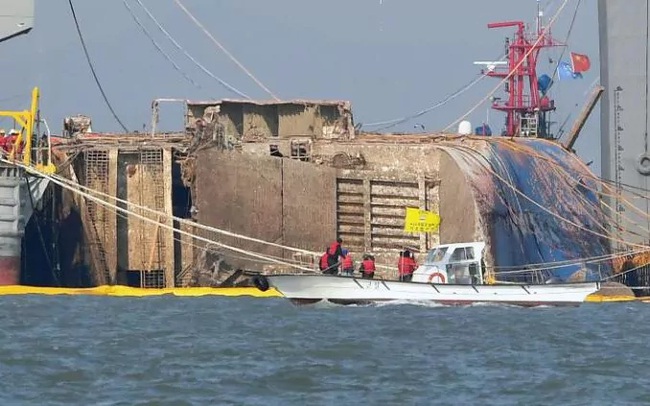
[0,257,20,285]
[288,298,580,307]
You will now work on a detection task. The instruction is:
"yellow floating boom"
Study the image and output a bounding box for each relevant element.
[0,285,282,298]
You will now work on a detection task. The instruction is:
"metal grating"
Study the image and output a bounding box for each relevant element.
[370,180,420,251]
[141,269,165,289]
[336,178,364,251]
[84,149,111,284]
[138,148,166,287]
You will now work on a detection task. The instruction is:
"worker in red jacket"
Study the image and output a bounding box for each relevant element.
[359,254,376,279]
[398,250,418,282]
[341,249,354,276]
[324,238,343,274]
[319,250,329,272]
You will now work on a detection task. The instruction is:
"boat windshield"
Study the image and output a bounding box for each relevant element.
[425,247,448,264]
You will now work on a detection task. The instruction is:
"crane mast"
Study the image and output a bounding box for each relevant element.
[485,7,563,138]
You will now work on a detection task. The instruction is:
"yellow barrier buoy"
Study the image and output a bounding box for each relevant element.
[0,285,282,298]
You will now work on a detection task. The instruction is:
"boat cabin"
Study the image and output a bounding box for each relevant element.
[412,242,486,285]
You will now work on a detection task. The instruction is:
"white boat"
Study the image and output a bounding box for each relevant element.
[254,242,601,307]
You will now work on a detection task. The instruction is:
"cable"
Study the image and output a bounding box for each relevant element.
[173,0,280,101]
[550,0,582,83]
[12,153,631,276]
[488,139,650,239]
[438,142,650,250]
[122,0,202,90]
[442,0,571,133]
[362,3,560,132]
[67,0,129,132]
[29,152,650,276]
[361,74,487,131]
[29,164,315,272]
[133,0,251,99]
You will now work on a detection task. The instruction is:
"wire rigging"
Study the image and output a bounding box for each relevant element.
[361,2,561,132]
[550,0,582,83]
[361,74,487,131]
[173,0,280,101]
[122,0,202,90]
[67,0,129,132]
[133,0,251,99]
[14,156,640,274]
[442,0,572,133]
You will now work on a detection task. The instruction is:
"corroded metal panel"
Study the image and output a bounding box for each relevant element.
[116,148,170,287]
[439,152,480,246]
[177,222,195,287]
[218,103,243,139]
[369,180,420,252]
[0,165,47,284]
[278,104,320,137]
[194,150,283,267]
[282,159,336,252]
[162,149,175,288]
[336,178,365,251]
[186,100,354,140]
[242,104,278,139]
[335,173,440,269]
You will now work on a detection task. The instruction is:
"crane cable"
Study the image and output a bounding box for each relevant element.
[550,0,582,83]
[173,0,280,101]
[122,0,202,90]
[442,0,572,133]
[438,142,650,250]
[361,1,562,131]
[487,139,650,242]
[487,139,650,238]
[67,0,129,132]
[133,0,251,99]
[12,152,648,275]
[361,74,487,131]
[489,137,650,237]
[16,160,315,272]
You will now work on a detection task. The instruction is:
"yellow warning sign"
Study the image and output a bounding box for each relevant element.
[404,207,441,233]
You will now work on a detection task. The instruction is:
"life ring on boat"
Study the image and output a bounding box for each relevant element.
[428,272,446,284]
[637,153,650,176]
[253,275,270,292]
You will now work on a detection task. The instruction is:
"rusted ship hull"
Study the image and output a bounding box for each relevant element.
[0,257,20,285]
[0,167,50,285]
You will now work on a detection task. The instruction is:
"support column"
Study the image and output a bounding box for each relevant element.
[363,178,371,253]
[163,148,175,288]
[106,148,118,284]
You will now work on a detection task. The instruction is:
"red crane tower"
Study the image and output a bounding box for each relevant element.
[485,9,563,138]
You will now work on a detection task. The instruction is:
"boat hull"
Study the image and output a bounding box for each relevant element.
[259,274,600,307]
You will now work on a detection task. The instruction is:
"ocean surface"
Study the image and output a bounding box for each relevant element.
[0,296,648,406]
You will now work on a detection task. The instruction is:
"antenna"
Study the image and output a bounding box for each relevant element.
[537,0,543,34]
[473,61,507,73]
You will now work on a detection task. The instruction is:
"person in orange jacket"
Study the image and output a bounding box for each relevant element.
[398,250,418,282]
[359,254,376,279]
[340,249,354,276]
[319,250,330,272]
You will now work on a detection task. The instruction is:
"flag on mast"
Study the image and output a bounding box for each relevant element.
[557,61,582,80]
[570,52,591,73]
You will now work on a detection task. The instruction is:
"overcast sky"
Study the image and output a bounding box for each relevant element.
[0,0,601,172]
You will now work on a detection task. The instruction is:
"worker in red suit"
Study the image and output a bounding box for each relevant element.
[341,249,354,276]
[359,254,376,279]
[398,250,418,282]
[323,238,343,275]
